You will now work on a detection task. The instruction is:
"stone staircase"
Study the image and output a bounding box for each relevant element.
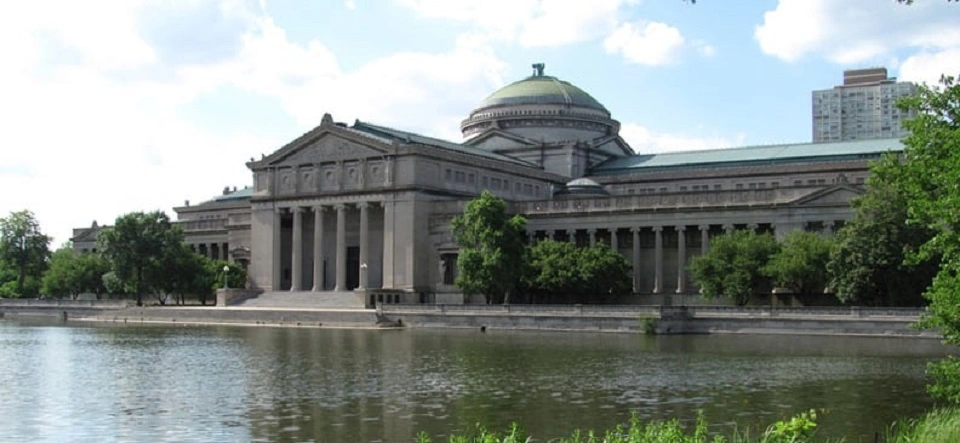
[231,290,367,309]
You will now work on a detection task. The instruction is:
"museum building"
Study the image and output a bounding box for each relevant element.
[75,65,904,305]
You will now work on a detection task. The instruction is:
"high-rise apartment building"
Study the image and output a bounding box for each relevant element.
[812,67,917,143]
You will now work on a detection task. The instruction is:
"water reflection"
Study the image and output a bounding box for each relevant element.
[0,320,953,442]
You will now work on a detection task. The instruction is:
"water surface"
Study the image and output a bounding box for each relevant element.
[0,319,951,442]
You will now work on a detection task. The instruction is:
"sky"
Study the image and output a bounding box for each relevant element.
[1,0,959,246]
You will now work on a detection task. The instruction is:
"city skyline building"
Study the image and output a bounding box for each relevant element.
[812,67,918,143]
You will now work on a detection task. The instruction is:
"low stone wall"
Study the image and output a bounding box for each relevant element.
[380,304,937,338]
[216,288,262,306]
[0,299,128,308]
[1,303,379,328]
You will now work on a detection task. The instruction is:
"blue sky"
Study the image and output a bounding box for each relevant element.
[1,0,958,244]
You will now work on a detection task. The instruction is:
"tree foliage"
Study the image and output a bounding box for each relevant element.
[764,230,833,302]
[98,211,182,306]
[0,210,51,297]
[521,240,632,303]
[41,246,110,299]
[892,76,960,340]
[689,230,779,305]
[452,191,527,304]
[879,75,960,403]
[827,158,937,306]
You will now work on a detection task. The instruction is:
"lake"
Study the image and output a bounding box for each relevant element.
[0,319,952,442]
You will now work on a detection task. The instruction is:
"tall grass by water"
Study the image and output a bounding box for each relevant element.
[887,407,960,442]
[416,410,831,443]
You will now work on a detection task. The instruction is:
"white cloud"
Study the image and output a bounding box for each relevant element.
[396,0,636,47]
[603,21,686,66]
[620,123,747,154]
[755,0,960,66]
[0,1,510,245]
[899,48,960,86]
[345,0,356,10]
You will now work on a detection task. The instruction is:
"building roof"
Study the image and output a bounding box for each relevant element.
[591,138,904,175]
[351,121,536,167]
[212,187,254,202]
[478,75,607,112]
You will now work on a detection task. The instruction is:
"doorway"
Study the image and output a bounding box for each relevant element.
[346,246,360,290]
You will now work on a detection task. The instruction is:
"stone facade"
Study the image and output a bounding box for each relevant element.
[159,66,903,304]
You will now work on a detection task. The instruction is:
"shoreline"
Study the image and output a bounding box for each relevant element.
[0,302,940,338]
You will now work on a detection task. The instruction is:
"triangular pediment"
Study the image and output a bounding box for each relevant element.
[465,129,539,150]
[271,132,387,166]
[791,185,864,206]
[249,115,394,169]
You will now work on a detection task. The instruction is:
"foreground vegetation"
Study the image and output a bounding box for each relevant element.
[417,407,960,442]
[416,410,829,443]
[888,408,960,442]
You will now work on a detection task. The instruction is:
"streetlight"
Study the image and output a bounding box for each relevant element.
[222,265,230,289]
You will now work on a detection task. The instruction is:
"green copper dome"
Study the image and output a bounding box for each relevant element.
[478,70,607,112]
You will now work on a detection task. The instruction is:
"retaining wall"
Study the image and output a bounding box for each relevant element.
[379,304,937,338]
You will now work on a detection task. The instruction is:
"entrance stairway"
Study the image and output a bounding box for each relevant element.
[231,291,367,309]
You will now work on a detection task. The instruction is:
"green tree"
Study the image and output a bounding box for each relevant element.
[827,160,937,306]
[42,246,81,299]
[98,211,181,306]
[689,230,779,305]
[451,191,527,304]
[763,230,834,303]
[521,240,631,303]
[885,75,960,403]
[0,210,51,297]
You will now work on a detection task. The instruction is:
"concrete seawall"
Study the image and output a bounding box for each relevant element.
[1,300,379,328]
[1,300,938,338]
[379,304,939,338]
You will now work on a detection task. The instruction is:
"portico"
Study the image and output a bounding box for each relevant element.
[268,200,385,292]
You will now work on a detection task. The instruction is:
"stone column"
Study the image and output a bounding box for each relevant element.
[676,225,686,294]
[312,205,325,292]
[334,204,347,292]
[824,221,835,236]
[653,226,663,294]
[567,229,576,244]
[631,228,640,293]
[748,223,759,232]
[723,223,735,234]
[272,208,282,290]
[699,225,710,255]
[290,207,303,291]
[611,228,619,251]
[547,230,555,241]
[588,229,596,247]
[358,201,370,290]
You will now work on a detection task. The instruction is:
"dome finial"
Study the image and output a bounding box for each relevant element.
[532,62,545,77]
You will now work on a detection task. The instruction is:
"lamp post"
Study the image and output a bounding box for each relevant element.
[222,265,230,289]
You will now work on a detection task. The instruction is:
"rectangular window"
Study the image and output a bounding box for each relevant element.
[736,184,744,190]
[503,180,509,190]
[794,180,802,186]
[468,173,475,185]
[771,182,779,188]
[455,171,465,183]
[713,184,722,190]
[749,183,757,189]
[445,169,452,180]
[679,186,687,191]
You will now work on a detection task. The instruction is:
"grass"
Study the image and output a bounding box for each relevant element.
[416,409,833,443]
[887,407,960,442]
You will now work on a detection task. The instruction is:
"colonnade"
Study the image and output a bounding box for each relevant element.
[190,242,229,261]
[274,202,376,292]
[527,220,838,294]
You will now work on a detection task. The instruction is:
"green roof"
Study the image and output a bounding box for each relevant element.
[212,187,254,202]
[479,75,607,111]
[591,138,904,175]
[351,121,535,167]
